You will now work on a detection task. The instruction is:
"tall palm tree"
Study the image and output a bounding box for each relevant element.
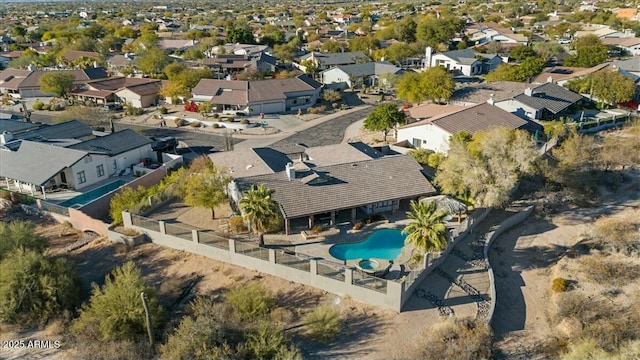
[239,184,280,245]
[402,200,448,254]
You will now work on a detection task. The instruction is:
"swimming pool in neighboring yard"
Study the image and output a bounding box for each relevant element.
[58,180,128,208]
[329,229,407,261]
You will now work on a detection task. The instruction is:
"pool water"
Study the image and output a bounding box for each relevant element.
[58,180,127,208]
[329,229,407,261]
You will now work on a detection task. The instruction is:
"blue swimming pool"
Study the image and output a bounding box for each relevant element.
[58,180,128,208]
[329,229,407,261]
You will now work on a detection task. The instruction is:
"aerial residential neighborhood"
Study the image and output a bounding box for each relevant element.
[0,1,639,359]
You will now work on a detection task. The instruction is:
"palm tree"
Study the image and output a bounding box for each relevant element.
[402,200,448,255]
[239,184,280,246]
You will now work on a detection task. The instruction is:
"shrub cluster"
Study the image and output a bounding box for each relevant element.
[307,105,327,114]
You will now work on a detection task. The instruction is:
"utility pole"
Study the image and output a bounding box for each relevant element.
[140,292,154,347]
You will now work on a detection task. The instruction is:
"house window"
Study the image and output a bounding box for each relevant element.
[412,138,422,148]
[96,164,104,177]
[113,159,117,169]
[77,171,86,184]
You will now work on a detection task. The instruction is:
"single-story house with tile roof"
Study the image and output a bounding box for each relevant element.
[494,82,584,121]
[532,64,611,86]
[320,61,404,90]
[296,51,370,71]
[450,81,532,106]
[191,74,322,114]
[602,37,640,56]
[397,101,537,153]
[211,142,436,234]
[1,124,152,196]
[0,67,108,98]
[0,51,21,68]
[425,47,504,76]
[203,53,278,75]
[59,50,101,65]
[71,76,164,107]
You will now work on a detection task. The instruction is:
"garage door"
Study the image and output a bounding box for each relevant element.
[256,101,284,114]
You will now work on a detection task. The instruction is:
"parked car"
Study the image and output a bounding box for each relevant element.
[103,103,123,111]
[151,136,178,152]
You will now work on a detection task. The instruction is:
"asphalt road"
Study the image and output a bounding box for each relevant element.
[270,106,373,148]
[2,105,374,152]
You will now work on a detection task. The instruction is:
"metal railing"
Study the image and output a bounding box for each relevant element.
[275,251,311,272]
[352,271,387,293]
[131,214,160,232]
[164,222,193,241]
[235,241,270,261]
[199,230,230,250]
[39,201,69,217]
[316,260,345,281]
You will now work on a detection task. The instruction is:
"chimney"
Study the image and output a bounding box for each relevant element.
[285,162,295,180]
[524,87,533,96]
[27,64,36,72]
[0,131,14,145]
[487,93,495,105]
[424,46,432,69]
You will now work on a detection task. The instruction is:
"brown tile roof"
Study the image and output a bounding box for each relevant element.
[532,64,611,83]
[304,142,383,167]
[406,104,466,121]
[87,77,158,91]
[401,102,528,134]
[119,81,163,96]
[451,81,531,104]
[236,154,436,219]
[192,75,321,104]
[61,50,100,62]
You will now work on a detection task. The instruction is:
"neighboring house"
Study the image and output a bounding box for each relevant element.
[397,102,532,153]
[573,25,633,39]
[494,82,584,121]
[106,53,137,75]
[59,50,101,66]
[0,123,153,196]
[424,47,504,76]
[602,37,640,56]
[203,53,277,75]
[532,64,611,86]
[450,81,532,106]
[0,67,108,98]
[320,61,404,90]
[190,74,322,114]
[466,22,529,45]
[71,77,164,107]
[295,51,370,72]
[210,142,436,234]
[0,51,21,68]
[207,44,271,58]
[157,39,198,52]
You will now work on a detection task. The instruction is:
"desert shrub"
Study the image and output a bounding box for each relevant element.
[560,338,612,360]
[109,186,148,225]
[264,213,284,233]
[69,338,154,360]
[310,225,323,234]
[160,298,237,360]
[119,228,140,237]
[323,89,342,102]
[229,215,247,233]
[352,222,364,230]
[174,118,185,127]
[579,255,640,286]
[225,282,274,320]
[50,103,63,111]
[189,121,201,128]
[409,148,434,165]
[245,321,302,359]
[0,221,48,261]
[416,317,493,360]
[71,261,164,341]
[271,307,295,324]
[240,119,249,125]
[227,116,235,122]
[42,104,51,111]
[307,105,327,114]
[32,101,44,110]
[212,113,219,119]
[304,305,341,342]
[593,216,639,255]
[159,106,168,114]
[332,103,339,109]
[551,277,569,292]
[0,249,81,325]
[211,123,220,128]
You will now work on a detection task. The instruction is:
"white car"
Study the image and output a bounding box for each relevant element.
[558,38,571,45]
